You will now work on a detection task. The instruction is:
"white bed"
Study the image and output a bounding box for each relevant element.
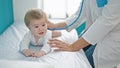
[0,22,92,68]
[0,60,54,68]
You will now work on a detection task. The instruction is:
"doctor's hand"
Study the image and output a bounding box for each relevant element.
[47,21,56,29]
[48,39,73,51]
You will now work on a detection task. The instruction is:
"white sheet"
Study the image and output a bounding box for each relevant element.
[0,22,92,68]
[0,60,54,68]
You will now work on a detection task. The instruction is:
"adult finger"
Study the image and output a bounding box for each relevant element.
[48,39,63,45]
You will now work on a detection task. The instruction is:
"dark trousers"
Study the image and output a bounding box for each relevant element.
[83,45,96,68]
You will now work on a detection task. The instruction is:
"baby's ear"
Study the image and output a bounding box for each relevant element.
[27,24,32,29]
[27,26,30,29]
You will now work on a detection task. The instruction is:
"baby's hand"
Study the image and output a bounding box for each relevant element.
[32,51,45,58]
[22,49,34,57]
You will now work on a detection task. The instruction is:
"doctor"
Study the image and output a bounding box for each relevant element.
[48,0,120,68]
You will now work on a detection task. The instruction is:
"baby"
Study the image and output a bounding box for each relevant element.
[20,9,61,58]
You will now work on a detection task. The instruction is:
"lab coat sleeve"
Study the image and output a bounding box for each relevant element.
[65,0,87,32]
[82,0,120,45]
[19,31,31,52]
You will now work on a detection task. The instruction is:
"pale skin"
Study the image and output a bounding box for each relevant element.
[47,21,90,51]
[23,18,61,58]
[22,49,46,57]
[22,49,34,57]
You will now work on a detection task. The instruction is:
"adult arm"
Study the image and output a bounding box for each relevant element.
[49,0,120,51]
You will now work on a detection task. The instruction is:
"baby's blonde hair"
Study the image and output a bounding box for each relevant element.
[24,8,48,26]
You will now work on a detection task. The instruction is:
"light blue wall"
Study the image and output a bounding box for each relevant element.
[0,0,14,35]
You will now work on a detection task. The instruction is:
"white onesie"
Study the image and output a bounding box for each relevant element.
[19,30,52,54]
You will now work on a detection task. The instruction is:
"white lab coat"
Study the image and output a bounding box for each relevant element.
[65,0,120,68]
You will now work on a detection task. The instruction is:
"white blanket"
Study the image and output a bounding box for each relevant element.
[0,60,54,68]
[0,22,92,68]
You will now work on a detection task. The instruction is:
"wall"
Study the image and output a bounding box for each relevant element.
[13,0,43,22]
[0,0,14,35]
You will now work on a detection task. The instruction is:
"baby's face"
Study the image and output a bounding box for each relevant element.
[28,18,47,38]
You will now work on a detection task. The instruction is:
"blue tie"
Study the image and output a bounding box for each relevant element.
[96,0,108,8]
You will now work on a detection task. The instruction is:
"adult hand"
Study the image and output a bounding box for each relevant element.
[47,21,55,29]
[48,39,73,51]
